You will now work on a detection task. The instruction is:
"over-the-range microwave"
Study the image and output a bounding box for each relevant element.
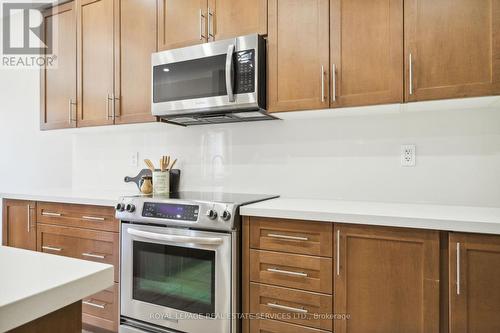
[151,34,278,126]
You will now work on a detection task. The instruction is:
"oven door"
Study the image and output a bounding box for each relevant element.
[121,223,232,333]
[151,34,261,116]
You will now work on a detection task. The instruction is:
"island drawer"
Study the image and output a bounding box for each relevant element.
[83,283,119,332]
[37,223,119,282]
[250,318,330,333]
[249,250,332,294]
[249,217,332,257]
[37,202,118,232]
[250,283,332,331]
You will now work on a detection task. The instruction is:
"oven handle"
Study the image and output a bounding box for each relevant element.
[127,228,224,245]
[225,43,235,103]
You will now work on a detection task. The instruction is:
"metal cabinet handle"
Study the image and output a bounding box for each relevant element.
[106,94,111,119]
[68,99,77,124]
[27,206,31,233]
[82,215,105,221]
[82,253,106,259]
[267,268,308,277]
[332,64,336,102]
[456,242,460,295]
[267,233,308,241]
[113,95,120,118]
[267,303,308,314]
[336,230,340,276]
[42,245,62,252]
[42,212,62,217]
[83,300,106,309]
[321,65,325,102]
[409,53,414,95]
[208,8,214,39]
[199,9,206,40]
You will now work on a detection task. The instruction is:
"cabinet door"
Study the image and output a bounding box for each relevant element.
[267,0,330,112]
[114,0,157,124]
[77,0,115,127]
[41,2,77,130]
[405,0,500,101]
[157,0,208,51]
[449,233,500,333]
[2,200,36,250]
[334,224,440,333]
[330,0,403,107]
[208,0,267,41]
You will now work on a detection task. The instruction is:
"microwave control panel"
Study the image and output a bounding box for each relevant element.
[142,202,199,221]
[235,50,255,94]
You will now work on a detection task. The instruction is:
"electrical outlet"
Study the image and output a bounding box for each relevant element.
[401,145,416,167]
[129,152,139,167]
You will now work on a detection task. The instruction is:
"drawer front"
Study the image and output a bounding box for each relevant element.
[37,202,118,232]
[250,250,332,294]
[82,283,118,332]
[250,318,330,333]
[250,217,332,257]
[37,223,119,282]
[250,283,332,331]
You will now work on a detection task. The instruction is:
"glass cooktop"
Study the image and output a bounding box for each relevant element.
[127,191,279,206]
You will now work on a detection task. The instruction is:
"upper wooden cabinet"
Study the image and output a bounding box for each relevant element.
[330,0,403,107]
[41,2,77,130]
[449,233,500,333]
[334,224,440,333]
[2,199,36,251]
[404,0,500,101]
[267,0,330,112]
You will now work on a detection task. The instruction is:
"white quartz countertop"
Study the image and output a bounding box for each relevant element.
[0,189,139,207]
[0,246,114,332]
[240,198,500,235]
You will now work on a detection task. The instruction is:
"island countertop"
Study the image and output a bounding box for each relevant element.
[0,246,113,332]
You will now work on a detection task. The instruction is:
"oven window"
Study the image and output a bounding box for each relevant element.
[153,54,227,103]
[132,241,216,317]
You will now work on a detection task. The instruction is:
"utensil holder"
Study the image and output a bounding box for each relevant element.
[153,171,170,195]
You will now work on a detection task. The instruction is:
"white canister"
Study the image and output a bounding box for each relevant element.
[152,171,170,195]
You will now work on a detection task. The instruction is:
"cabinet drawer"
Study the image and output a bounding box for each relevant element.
[250,217,332,257]
[250,318,330,333]
[37,202,118,232]
[82,283,118,332]
[37,223,119,282]
[250,250,332,294]
[250,283,332,331]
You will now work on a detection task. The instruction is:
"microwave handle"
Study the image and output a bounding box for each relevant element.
[225,44,235,102]
[127,228,224,245]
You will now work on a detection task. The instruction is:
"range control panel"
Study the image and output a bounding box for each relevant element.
[142,202,199,221]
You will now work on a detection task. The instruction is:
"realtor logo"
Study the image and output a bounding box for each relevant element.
[2,2,51,54]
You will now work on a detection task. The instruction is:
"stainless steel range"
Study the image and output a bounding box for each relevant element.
[116,192,277,333]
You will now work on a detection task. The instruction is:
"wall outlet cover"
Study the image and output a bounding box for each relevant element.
[401,145,416,167]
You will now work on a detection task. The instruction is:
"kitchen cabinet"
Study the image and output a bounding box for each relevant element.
[330,0,403,107]
[404,0,500,101]
[449,233,500,333]
[41,2,77,130]
[334,224,440,333]
[2,200,36,251]
[267,0,330,112]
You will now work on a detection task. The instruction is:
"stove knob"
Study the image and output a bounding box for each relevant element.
[221,210,232,221]
[206,209,218,220]
[116,203,125,212]
[126,204,136,213]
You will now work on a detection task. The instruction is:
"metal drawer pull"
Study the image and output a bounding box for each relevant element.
[456,242,460,295]
[82,216,105,221]
[321,65,325,102]
[267,233,308,241]
[83,300,106,309]
[332,63,336,102]
[42,212,62,217]
[336,230,340,276]
[267,268,308,277]
[27,206,31,233]
[199,9,206,40]
[82,253,106,259]
[42,246,62,252]
[267,303,308,314]
[409,53,414,95]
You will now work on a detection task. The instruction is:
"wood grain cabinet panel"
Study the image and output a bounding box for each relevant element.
[449,233,500,333]
[250,319,330,333]
[330,0,403,107]
[41,2,77,130]
[267,0,330,112]
[249,217,332,257]
[82,283,119,332]
[334,224,440,333]
[2,199,36,250]
[77,0,115,127]
[404,0,500,101]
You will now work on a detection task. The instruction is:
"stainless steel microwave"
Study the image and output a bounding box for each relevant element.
[151,34,276,126]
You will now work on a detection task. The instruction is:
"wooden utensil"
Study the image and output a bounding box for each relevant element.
[144,159,155,171]
[169,158,177,171]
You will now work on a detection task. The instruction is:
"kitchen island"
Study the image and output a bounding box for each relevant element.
[0,246,113,332]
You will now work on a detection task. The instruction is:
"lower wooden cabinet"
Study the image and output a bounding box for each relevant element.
[82,283,119,332]
[250,319,330,333]
[449,233,500,333]
[2,199,36,250]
